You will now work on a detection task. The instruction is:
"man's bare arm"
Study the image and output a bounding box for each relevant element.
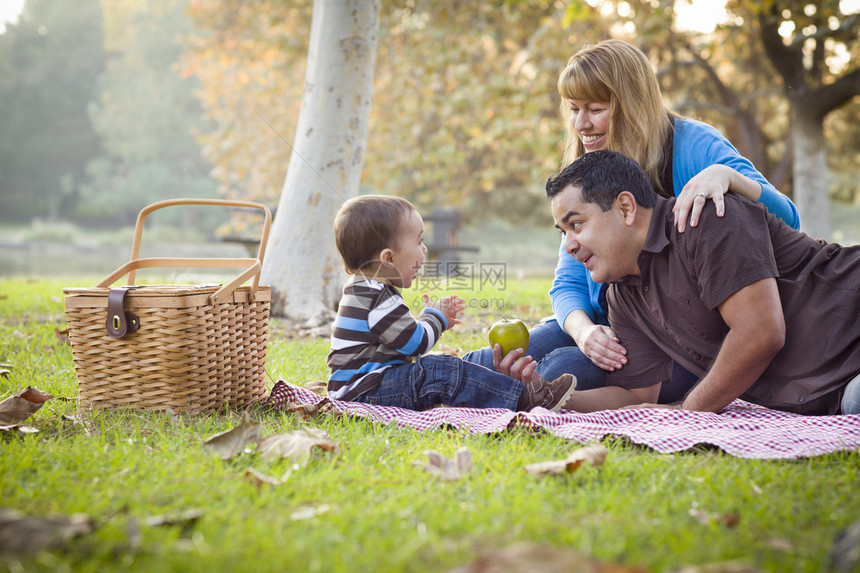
[564,383,661,412]
[681,278,785,412]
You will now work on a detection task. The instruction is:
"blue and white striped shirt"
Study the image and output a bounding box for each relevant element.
[326,277,447,401]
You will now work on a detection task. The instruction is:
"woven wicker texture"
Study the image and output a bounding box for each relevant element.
[64,285,270,412]
[63,198,273,413]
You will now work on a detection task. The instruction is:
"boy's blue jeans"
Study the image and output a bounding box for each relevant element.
[356,354,524,411]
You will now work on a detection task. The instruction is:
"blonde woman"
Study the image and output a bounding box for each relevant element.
[464,39,799,403]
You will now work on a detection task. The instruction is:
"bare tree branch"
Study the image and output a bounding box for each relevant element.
[787,13,859,51]
[759,9,807,94]
[807,67,860,118]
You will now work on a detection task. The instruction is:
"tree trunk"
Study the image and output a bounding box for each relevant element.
[791,110,830,240]
[261,0,380,324]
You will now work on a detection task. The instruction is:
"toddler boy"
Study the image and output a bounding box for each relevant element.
[327,194,576,411]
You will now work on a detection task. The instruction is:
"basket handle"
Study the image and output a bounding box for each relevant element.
[96,257,263,304]
[123,198,272,293]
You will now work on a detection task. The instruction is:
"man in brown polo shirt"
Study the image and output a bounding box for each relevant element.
[538,150,859,415]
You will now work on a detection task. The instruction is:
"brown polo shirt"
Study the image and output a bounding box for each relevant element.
[606,194,860,415]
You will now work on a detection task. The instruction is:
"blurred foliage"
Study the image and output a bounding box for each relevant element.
[0,0,221,228]
[0,0,105,222]
[562,0,858,201]
[183,0,858,229]
[364,2,602,226]
[181,0,310,211]
[0,0,856,228]
[81,0,220,227]
[183,0,608,227]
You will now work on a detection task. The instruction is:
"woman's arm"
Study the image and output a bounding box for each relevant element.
[674,164,762,232]
[672,119,800,232]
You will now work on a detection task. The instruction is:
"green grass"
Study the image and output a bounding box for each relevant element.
[1,277,858,573]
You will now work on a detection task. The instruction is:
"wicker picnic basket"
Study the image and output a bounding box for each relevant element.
[63,198,272,412]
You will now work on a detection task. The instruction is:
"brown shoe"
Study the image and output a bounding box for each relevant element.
[525,373,577,412]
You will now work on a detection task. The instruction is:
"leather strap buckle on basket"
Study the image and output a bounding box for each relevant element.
[63,198,273,413]
[105,286,140,338]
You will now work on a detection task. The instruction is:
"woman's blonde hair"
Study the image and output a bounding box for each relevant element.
[558,39,675,197]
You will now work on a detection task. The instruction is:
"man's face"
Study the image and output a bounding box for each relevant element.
[551,184,640,283]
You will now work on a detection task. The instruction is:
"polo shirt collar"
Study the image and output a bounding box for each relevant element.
[641,196,673,255]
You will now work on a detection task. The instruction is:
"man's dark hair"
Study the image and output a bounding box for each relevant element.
[545,150,657,210]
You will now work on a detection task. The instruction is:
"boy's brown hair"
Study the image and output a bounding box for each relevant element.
[334,195,416,274]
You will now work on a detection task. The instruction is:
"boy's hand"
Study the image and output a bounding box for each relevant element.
[423,294,466,329]
[492,344,542,385]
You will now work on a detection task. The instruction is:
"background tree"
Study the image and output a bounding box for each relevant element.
[0,0,105,221]
[182,0,311,209]
[181,0,856,318]
[258,0,380,322]
[755,0,859,239]
[184,1,606,229]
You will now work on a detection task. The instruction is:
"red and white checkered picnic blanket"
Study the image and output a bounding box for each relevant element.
[267,380,860,459]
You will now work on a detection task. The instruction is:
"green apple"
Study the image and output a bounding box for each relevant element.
[488,317,530,356]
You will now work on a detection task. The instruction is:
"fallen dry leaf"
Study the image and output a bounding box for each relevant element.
[418,447,474,481]
[765,537,793,552]
[283,401,325,421]
[0,509,94,553]
[61,414,91,435]
[0,424,39,434]
[715,513,741,528]
[290,504,331,521]
[257,426,338,465]
[244,467,292,489]
[143,509,205,528]
[0,386,53,426]
[689,509,741,528]
[202,413,262,460]
[142,509,203,540]
[524,444,608,477]
[126,515,142,551]
[302,380,328,395]
[431,344,463,357]
[55,327,70,345]
[449,542,649,573]
[0,369,10,378]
